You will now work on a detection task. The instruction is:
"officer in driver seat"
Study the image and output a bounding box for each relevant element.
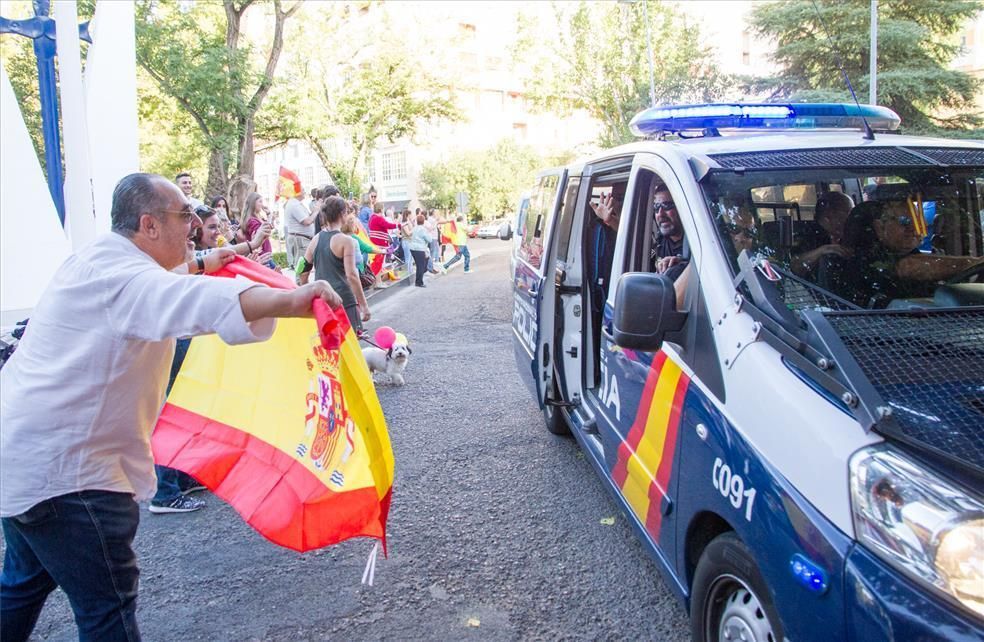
[845,198,984,307]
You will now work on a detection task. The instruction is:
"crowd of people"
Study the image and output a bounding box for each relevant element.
[176,173,477,310]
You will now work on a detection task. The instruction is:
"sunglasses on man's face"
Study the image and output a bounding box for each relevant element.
[160,207,196,222]
[653,201,677,213]
[885,214,913,227]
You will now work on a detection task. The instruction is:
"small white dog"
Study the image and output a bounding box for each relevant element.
[362,338,412,385]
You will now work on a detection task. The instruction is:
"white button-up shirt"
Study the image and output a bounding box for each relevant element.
[0,233,275,517]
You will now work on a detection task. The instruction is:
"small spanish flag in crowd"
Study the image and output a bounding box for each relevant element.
[152,258,394,552]
[276,166,302,201]
[440,220,468,247]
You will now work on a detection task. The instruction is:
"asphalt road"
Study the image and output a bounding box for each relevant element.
[10,239,690,641]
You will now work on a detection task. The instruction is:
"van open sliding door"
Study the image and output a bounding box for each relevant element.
[511,168,566,407]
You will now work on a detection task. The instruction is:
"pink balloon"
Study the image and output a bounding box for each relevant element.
[374,326,396,350]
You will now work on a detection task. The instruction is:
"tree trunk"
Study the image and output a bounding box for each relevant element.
[307,137,332,174]
[206,149,229,201]
[237,117,255,180]
[350,137,368,196]
[233,0,301,181]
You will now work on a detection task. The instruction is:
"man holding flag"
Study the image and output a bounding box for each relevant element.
[441,214,475,274]
[0,173,342,641]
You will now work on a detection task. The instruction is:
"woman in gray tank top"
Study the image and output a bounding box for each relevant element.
[302,195,370,333]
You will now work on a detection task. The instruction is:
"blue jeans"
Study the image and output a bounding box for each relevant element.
[401,239,412,267]
[153,338,196,503]
[444,245,471,271]
[1,491,141,641]
[428,239,440,270]
[152,465,198,503]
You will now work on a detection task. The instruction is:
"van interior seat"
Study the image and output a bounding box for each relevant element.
[792,220,824,250]
[761,220,779,248]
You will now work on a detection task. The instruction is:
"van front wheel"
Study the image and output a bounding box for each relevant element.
[691,532,783,642]
[543,379,570,435]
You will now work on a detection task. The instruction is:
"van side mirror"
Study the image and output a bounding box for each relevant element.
[612,273,687,352]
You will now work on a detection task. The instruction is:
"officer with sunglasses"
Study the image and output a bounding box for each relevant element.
[651,185,689,279]
[845,198,983,307]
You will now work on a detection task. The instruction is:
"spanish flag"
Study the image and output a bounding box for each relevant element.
[276,166,302,201]
[152,258,394,552]
[439,220,468,247]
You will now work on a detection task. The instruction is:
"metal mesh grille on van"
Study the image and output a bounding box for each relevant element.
[709,147,928,169]
[778,272,859,312]
[709,147,984,170]
[911,147,984,166]
[822,308,984,477]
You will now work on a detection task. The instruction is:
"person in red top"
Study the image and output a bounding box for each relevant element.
[239,192,277,269]
[367,203,399,275]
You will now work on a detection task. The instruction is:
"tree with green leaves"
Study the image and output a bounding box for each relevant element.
[417,162,461,212]
[0,0,209,182]
[268,3,459,193]
[748,0,982,136]
[514,1,728,147]
[135,0,301,198]
[0,31,47,172]
[418,139,570,219]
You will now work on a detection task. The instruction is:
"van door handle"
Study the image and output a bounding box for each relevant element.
[528,287,538,297]
[602,325,615,341]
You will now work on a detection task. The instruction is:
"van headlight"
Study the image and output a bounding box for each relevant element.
[849,447,984,618]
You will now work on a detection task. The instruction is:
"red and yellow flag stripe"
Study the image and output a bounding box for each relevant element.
[276,166,302,200]
[611,352,690,542]
[440,221,468,247]
[152,258,394,552]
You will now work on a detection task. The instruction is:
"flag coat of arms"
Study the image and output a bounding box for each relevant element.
[152,259,394,552]
[276,166,302,201]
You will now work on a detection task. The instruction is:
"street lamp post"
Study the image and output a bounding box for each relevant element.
[869,0,878,104]
[617,0,657,108]
[642,0,656,108]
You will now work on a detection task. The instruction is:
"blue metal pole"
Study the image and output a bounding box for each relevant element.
[32,0,66,224]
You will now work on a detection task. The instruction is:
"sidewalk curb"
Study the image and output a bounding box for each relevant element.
[365,273,412,306]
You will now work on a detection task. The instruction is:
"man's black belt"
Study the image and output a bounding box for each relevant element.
[289,232,313,240]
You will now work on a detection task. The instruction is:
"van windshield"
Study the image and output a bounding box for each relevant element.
[701,166,984,310]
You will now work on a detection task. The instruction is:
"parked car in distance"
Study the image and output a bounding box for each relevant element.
[498,219,513,240]
[477,219,510,239]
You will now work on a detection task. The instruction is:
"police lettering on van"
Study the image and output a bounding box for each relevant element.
[511,103,984,642]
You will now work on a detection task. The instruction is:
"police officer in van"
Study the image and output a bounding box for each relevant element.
[650,185,688,280]
[590,182,689,282]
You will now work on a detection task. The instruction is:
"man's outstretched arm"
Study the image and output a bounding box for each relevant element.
[239,280,343,323]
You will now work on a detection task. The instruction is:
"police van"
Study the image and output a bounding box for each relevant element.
[511,103,983,641]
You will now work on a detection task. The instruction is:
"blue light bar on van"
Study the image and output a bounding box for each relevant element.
[629,103,901,136]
